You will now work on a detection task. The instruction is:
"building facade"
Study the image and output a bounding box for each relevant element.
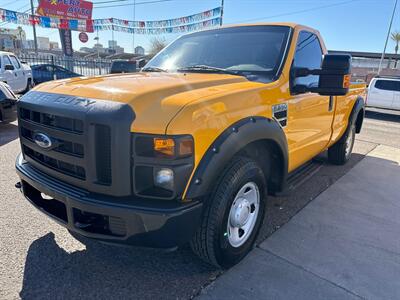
[135,46,145,55]
[330,50,400,83]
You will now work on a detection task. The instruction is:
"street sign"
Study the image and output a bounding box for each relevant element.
[79,32,88,43]
[37,0,93,20]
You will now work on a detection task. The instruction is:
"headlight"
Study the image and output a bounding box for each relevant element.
[154,168,174,190]
[133,134,194,199]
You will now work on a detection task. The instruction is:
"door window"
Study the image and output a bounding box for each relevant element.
[0,89,6,101]
[374,80,400,92]
[9,56,21,69]
[3,56,12,67]
[292,31,323,88]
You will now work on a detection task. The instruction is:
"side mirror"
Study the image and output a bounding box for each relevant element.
[137,59,146,68]
[292,54,352,96]
[5,64,15,71]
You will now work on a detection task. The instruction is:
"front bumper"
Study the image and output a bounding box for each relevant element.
[1,99,17,122]
[16,154,203,248]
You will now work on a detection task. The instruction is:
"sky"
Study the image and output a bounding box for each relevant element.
[1,0,399,54]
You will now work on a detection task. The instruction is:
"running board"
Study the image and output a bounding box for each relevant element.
[275,159,323,196]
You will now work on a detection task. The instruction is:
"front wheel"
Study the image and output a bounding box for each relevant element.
[190,156,266,268]
[328,122,356,165]
[23,79,34,94]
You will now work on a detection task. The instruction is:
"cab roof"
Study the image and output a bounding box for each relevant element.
[197,22,319,36]
[221,22,299,28]
[0,51,14,55]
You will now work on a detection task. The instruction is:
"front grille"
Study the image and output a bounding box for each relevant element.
[19,107,87,182]
[17,91,134,196]
[21,127,84,157]
[23,145,86,180]
[95,124,112,185]
[20,107,84,133]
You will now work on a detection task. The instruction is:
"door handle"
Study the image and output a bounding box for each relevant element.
[14,73,17,77]
[328,96,334,111]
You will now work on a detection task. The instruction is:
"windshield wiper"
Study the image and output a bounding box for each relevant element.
[177,65,241,76]
[141,66,167,72]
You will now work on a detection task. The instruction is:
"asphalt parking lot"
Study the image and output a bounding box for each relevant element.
[1,108,399,300]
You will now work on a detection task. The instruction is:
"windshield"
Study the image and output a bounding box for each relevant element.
[145,25,291,82]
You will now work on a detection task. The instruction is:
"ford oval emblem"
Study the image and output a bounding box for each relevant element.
[33,132,52,149]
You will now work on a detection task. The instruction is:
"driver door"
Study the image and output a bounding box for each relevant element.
[285,31,335,171]
[9,55,25,92]
[2,55,18,92]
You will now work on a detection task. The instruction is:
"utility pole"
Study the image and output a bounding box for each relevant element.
[132,0,136,54]
[94,31,100,59]
[378,0,398,74]
[30,0,38,53]
[220,0,224,26]
[111,25,115,50]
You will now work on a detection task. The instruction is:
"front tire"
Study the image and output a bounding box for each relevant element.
[190,156,266,268]
[328,122,356,165]
[23,79,34,94]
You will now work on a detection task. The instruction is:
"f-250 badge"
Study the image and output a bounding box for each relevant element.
[272,103,288,127]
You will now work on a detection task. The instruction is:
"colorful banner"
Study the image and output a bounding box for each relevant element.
[0,8,94,32]
[94,17,222,34]
[93,7,222,28]
[0,7,222,34]
[37,0,93,20]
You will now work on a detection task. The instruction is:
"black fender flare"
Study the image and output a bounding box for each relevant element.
[350,96,365,133]
[185,116,288,199]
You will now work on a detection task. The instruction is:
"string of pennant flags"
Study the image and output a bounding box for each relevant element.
[94,7,221,28]
[96,18,221,34]
[0,7,222,34]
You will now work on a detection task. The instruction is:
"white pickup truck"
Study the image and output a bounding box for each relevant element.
[0,51,33,94]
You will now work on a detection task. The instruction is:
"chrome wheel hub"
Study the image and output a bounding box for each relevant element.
[227,182,260,248]
[230,198,251,228]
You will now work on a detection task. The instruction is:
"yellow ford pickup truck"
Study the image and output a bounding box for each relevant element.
[15,23,365,268]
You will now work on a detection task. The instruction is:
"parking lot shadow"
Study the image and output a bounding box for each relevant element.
[0,123,18,146]
[365,109,400,123]
[19,232,217,299]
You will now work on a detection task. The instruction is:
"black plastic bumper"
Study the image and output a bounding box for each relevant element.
[0,99,17,122]
[16,154,203,248]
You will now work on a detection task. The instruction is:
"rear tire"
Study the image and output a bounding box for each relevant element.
[328,122,356,165]
[190,156,266,268]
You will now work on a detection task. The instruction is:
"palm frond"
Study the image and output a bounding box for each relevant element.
[390,31,400,42]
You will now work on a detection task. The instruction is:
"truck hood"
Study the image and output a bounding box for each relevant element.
[33,72,249,133]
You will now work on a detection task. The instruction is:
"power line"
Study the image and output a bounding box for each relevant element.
[2,0,25,8]
[229,0,360,23]
[92,0,129,4]
[94,0,173,9]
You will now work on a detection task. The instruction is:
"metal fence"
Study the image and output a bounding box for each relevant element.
[19,54,112,77]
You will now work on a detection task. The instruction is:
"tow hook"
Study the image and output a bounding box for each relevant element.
[74,222,93,229]
[15,182,22,190]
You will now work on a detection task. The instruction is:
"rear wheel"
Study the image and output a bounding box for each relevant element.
[190,156,266,268]
[328,122,356,165]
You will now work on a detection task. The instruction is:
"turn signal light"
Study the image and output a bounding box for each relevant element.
[154,138,175,156]
[343,74,351,88]
[179,139,194,156]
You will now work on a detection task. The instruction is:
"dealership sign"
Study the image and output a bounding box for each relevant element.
[37,0,93,20]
